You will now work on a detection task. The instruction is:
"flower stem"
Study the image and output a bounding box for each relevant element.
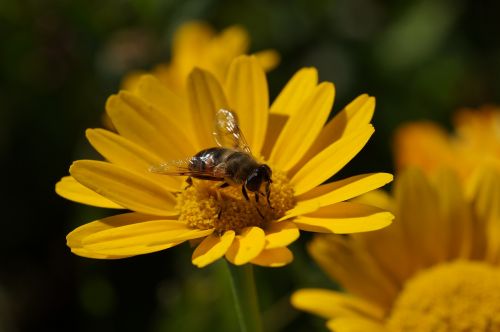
[225,261,263,332]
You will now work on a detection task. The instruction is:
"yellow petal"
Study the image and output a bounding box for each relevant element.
[433,169,473,260]
[264,221,299,249]
[70,160,177,216]
[351,206,415,286]
[55,176,123,209]
[187,68,229,150]
[86,129,182,192]
[351,189,395,212]
[309,235,398,310]
[297,173,393,208]
[327,94,375,139]
[253,49,280,72]
[270,67,318,116]
[393,121,454,175]
[263,67,318,157]
[225,227,266,265]
[171,21,214,80]
[67,212,150,246]
[395,168,446,267]
[278,200,320,221]
[172,21,214,58]
[225,55,268,154]
[132,74,192,133]
[67,212,160,258]
[468,165,500,227]
[270,82,335,171]
[261,113,288,159]
[192,230,236,268]
[326,317,386,332]
[82,217,185,245]
[250,247,293,267]
[468,166,500,262]
[82,220,213,253]
[106,91,195,159]
[291,289,385,320]
[294,202,394,234]
[70,247,130,259]
[290,94,375,174]
[179,24,249,84]
[121,70,146,92]
[291,125,374,195]
[215,25,249,60]
[151,63,183,95]
[86,243,182,257]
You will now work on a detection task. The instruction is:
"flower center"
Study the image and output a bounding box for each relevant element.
[176,169,296,233]
[386,261,500,332]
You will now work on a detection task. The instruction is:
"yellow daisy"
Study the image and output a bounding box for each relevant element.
[394,106,500,179]
[56,55,393,268]
[292,166,500,331]
[122,21,280,95]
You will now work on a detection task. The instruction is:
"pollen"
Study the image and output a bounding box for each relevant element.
[386,261,500,332]
[176,169,296,233]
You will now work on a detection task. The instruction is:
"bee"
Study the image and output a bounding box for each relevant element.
[150,109,273,213]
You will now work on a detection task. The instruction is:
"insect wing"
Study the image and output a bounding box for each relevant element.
[213,109,252,154]
[148,159,193,176]
[149,158,227,179]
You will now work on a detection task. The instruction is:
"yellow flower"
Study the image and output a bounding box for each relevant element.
[394,106,500,180]
[56,55,393,268]
[122,21,280,95]
[292,166,500,331]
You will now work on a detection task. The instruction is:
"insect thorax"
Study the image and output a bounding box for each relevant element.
[190,147,259,184]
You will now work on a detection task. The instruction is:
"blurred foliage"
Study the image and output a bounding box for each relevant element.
[1,0,499,331]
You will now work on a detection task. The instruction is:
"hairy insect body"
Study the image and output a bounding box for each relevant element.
[150,109,273,214]
[190,147,259,186]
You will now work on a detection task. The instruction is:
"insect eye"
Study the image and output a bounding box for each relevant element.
[262,165,272,180]
[246,171,262,192]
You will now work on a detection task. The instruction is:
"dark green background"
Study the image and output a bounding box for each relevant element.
[1,0,499,331]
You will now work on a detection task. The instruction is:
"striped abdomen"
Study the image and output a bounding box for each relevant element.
[189,147,259,184]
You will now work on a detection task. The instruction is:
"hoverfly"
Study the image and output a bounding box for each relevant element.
[150,109,272,215]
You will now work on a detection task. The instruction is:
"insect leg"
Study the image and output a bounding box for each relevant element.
[213,186,223,219]
[265,182,273,209]
[255,204,265,219]
[219,182,230,189]
[242,186,249,201]
[254,192,259,203]
[184,176,193,190]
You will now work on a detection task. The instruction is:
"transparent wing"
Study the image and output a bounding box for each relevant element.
[213,109,252,154]
[149,158,227,179]
[149,159,192,176]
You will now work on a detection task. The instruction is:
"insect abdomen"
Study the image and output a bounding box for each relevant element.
[189,148,228,172]
[188,147,258,184]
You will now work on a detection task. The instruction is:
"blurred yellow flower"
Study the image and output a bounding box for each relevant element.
[56,55,393,268]
[394,106,500,179]
[292,167,500,331]
[122,21,280,95]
